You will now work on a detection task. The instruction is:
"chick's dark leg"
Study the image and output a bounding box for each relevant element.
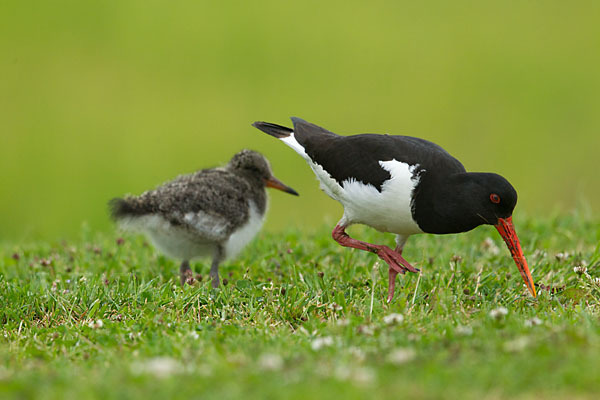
[180,260,193,286]
[210,245,224,288]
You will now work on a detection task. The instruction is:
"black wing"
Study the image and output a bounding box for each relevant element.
[291,117,466,191]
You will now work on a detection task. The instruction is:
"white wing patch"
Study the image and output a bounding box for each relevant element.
[279,134,423,235]
[340,160,423,234]
[183,210,230,241]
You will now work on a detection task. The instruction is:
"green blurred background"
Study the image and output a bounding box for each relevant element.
[1,1,599,241]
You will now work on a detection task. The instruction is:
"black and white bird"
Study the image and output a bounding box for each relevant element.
[109,149,298,287]
[253,117,535,302]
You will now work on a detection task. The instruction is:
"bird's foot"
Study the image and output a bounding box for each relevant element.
[376,245,419,275]
[376,247,419,302]
[387,248,419,273]
[185,274,195,285]
[180,261,193,286]
[330,225,418,302]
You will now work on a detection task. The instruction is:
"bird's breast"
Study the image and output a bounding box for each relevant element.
[223,200,266,259]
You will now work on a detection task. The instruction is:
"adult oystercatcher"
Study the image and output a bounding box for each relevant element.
[109,149,298,287]
[253,118,535,302]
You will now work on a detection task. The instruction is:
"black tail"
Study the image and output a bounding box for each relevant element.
[108,197,143,220]
[252,121,293,138]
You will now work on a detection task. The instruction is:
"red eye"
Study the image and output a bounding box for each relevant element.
[490,193,501,204]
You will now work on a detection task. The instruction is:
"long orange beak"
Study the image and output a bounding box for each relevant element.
[265,176,299,196]
[494,216,536,297]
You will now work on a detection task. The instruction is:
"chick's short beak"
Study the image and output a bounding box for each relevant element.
[265,176,299,196]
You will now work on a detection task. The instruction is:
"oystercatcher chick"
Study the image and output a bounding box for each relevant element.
[109,149,298,287]
[253,118,535,302]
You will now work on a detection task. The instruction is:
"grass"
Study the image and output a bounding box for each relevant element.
[1,212,600,399]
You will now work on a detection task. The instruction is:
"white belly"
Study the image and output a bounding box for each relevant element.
[312,159,423,235]
[118,201,266,261]
[223,201,266,259]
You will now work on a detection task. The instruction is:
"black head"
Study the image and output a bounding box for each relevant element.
[451,173,535,297]
[458,172,518,225]
[414,171,535,297]
[414,172,518,234]
[227,149,299,196]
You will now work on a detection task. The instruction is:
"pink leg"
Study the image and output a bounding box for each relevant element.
[387,243,406,303]
[332,225,418,302]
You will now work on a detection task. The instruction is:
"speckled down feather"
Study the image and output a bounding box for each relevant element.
[110,153,268,238]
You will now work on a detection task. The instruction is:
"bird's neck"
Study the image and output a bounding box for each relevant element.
[413,173,487,234]
[235,171,268,216]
